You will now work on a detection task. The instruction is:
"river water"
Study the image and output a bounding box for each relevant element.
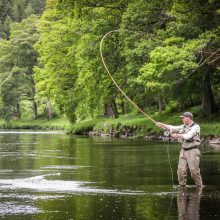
[0,131,219,220]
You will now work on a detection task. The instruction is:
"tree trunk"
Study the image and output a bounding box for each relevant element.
[158,93,165,112]
[110,99,119,118]
[32,100,38,119]
[103,104,109,117]
[103,99,119,118]
[47,99,53,120]
[178,99,184,112]
[104,103,112,117]
[16,103,21,119]
[201,68,217,116]
[120,100,125,115]
[158,98,163,112]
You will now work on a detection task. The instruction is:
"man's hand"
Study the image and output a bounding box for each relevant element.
[155,122,170,131]
[171,133,179,139]
[155,122,164,128]
[171,133,184,139]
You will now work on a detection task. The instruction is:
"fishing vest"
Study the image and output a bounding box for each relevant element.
[181,122,201,149]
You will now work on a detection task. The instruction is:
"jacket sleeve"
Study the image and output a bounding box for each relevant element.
[169,125,184,133]
[182,124,200,140]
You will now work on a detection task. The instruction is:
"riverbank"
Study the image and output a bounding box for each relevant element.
[68,112,220,141]
[0,118,70,130]
[0,112,220,142]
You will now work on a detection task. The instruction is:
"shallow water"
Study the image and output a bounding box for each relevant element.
[0,131,219,219]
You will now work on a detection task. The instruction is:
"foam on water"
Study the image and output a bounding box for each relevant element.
[0,169,13,173]
[41,165,92,170]
[0,173,142,195]
[0,202,41,216]
[0,193,64,200]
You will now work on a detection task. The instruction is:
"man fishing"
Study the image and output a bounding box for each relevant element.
[156,112,203,187]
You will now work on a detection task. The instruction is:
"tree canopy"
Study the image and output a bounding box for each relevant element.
[0,0,220,121]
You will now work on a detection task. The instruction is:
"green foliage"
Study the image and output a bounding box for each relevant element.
[68,109,220,137]
[137,38,205,93]
[34,9,79,121]
[0,15,39,120]
[0,117,68,130]
[164,100,178,113]
[34,0,219,122]
[13,0,45,22]
[69,118,104,135]
[1,0,220,124]
[0,0,44,39]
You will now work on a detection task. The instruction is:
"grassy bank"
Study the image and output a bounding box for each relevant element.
[68,112,220,138]
[0,112,219,138]
[0,118,70,130]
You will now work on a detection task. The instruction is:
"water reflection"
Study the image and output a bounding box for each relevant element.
[0,132,219,219]
[177,186,202,220]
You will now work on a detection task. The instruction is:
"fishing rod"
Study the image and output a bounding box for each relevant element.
[100,29,177,189]
[100,29,218,189]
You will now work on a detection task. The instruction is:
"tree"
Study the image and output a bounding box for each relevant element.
[34,0,220,121]
[3,16,11,39]
[0,0,13,39]
[13,0,25,22]
[0,15,40,120]
[23,3,35,19]
[119,0,172,112]
[34,5,78,121]
[35,0,131,121]
[167,0,220,115]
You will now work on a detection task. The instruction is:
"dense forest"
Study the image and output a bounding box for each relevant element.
[0,0,45,120]
[0,0,220,122]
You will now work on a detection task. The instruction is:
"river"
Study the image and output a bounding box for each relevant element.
[0,131,219,219]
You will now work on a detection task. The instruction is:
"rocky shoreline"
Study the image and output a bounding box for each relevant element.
[87,129,220,146]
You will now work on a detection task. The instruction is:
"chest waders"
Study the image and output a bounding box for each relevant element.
[181,122,201,150]
[177,123,203,186]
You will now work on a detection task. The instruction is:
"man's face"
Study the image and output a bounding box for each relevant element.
[181,116,192,125]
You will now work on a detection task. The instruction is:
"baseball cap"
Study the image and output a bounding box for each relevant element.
[179,112,193,119]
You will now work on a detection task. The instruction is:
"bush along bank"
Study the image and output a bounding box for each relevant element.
[68,114,220,143]
[68,116,158,139]
[92,122,159,139]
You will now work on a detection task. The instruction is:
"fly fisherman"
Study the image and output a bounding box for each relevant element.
[156,112,203,187]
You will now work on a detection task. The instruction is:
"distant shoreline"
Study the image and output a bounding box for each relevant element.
[0,115,219,144]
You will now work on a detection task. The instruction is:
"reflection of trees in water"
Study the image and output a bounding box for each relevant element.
[201,145,220,185]
[0,133,39,173]
[0,133,22,170]
[177,186,202,220]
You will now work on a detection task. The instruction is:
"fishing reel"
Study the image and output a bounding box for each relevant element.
[164,130,170,137]
[163,130,171,142]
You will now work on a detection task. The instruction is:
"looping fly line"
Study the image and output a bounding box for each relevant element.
[99,29,156,124]
[100,29,219,124]
[100,29,219,189]
[100,29,174,188]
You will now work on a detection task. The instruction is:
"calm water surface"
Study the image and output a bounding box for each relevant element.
[0,131,219,220]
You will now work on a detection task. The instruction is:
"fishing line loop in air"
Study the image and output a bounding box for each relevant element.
[99,29,156,124]
[100,29,219,189]
[100,29,176,188]
[100,29,217,119]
